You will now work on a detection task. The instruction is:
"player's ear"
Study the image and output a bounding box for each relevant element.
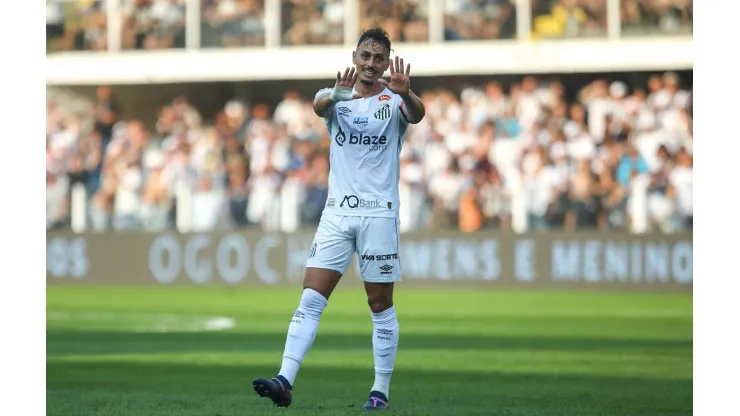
[352,50,357,63]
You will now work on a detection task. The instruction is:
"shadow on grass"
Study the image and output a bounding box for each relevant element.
[46,330,692,356]
[46,361,692,416]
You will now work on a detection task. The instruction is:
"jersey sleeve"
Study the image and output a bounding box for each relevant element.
[397,96,411,126]
[394,95,410,149]
[314,88,335,119]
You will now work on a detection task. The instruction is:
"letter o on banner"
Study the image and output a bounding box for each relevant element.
[254,234,280,284]
[149,235,181,284]
[217,234,250,284]
[672,241,693,284]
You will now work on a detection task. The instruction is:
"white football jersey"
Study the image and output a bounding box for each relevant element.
[314,86,410,219]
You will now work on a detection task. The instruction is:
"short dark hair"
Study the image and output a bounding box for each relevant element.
[357,28,392,55]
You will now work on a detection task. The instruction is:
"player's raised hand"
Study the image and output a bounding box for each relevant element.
[331,67,362,101]
[378,56,411,95]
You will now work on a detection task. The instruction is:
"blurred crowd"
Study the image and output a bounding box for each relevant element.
[46,0,692,52]
[531,0,607,38]
[202,0,266,47]
[45,0,189,52]
[532,0,692,38]
[281,0,344,45]
[121,0,187,50]
[621,0,692,35]
[445,0,516,40]
[47,71,693,234]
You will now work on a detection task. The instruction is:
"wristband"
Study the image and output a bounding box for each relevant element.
[330,86,355,102]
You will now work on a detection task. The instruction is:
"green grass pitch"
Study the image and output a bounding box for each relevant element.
[46,286,692,415]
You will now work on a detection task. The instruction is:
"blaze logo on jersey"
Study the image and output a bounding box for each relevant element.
[374,104,391,121]
[334,129,387,150]
[379,94,391,102]
[335,130,347,146]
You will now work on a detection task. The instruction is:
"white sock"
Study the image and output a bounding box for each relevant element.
[370,306,399,398]
[278,288,328,386]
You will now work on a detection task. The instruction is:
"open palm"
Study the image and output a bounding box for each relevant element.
[379,56,411,95]
[333,67,363,101]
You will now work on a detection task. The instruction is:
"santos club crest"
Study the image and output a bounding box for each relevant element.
[374,104,391,121]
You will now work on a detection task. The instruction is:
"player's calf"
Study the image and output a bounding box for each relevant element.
[364,282,399,401]
[368,305,398,398]
[252,278,335,408]
[278,287,329,385]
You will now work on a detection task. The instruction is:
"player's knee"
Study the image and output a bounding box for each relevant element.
[303,267,342,300]
[367,292,393,314]
[297,287,328,319]
[303,282,332,301]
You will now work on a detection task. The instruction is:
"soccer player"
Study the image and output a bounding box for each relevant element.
[252,27,425,411]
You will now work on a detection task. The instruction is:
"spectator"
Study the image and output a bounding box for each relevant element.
[521,146,552,231]
[46,1,67,52]
[47,169,70,229]
[46,1,108,52]
[617,142,649,188]
[564,159,596,230]
[646,145,676,233]
[301,154,330,225]
[670,148,693,229]
[593,166,624,229]
[226,156,250,228]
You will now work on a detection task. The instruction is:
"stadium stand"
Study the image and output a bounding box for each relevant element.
[46,71,693,234]
[46,0,692,234]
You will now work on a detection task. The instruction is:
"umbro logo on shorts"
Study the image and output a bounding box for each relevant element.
[379,264,393,275]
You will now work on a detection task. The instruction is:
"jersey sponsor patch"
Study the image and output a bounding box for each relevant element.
[379,94,391,102]
[340,194,383,209]
[334,130,388,150]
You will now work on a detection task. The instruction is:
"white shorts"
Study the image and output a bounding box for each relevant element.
[305,213,401,283]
